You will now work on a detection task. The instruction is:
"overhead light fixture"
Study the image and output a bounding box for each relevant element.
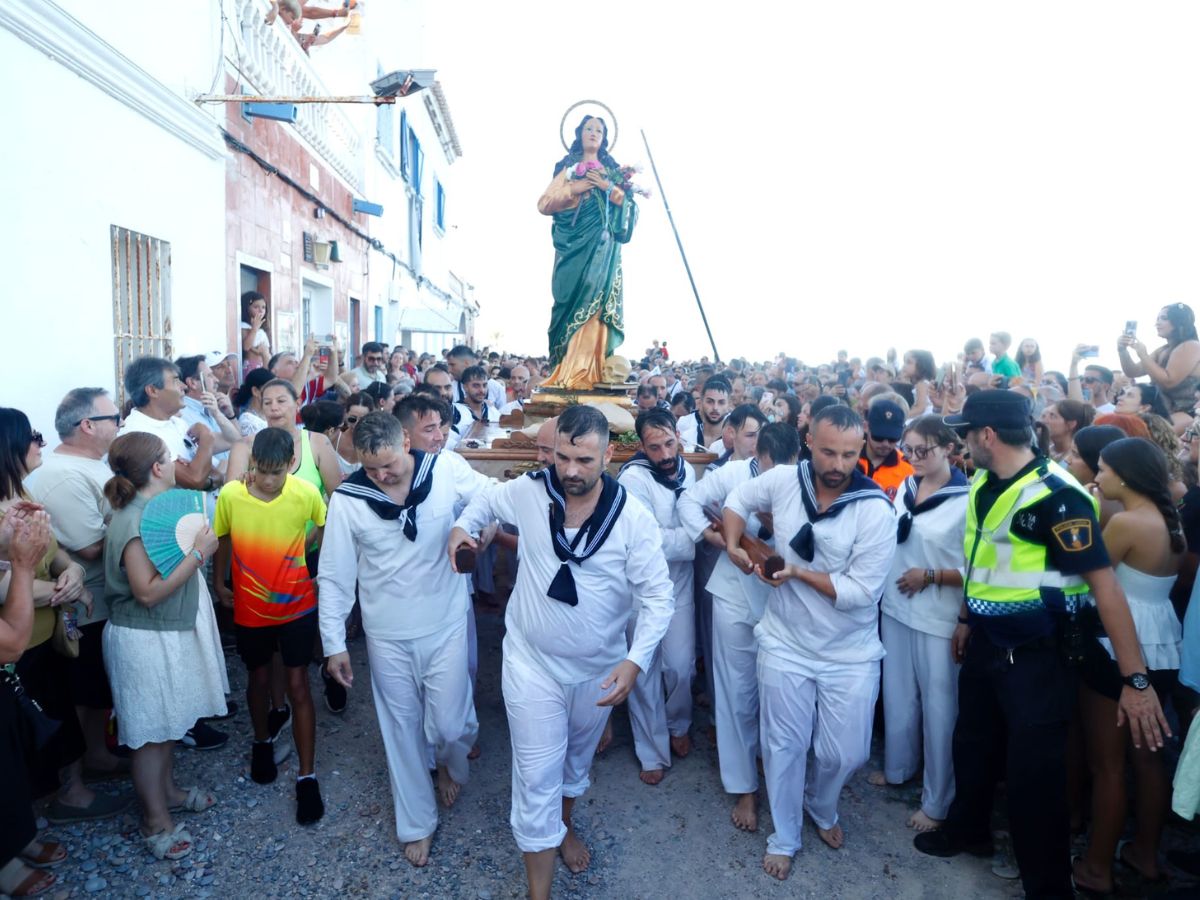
[313,241,332,266]
[242,102,297,123]
[370,69,437,99]
[314,206,325,219]
[353,199,384,217]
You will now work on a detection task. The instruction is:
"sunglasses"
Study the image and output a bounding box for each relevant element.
[345,415,361,426]
[1081,376,1102,384]
[70,414,121,428]
[898,443,940,461]
[30,431,45,448]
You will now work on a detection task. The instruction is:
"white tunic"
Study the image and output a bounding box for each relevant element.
[317,451,492,655]
[677,411,723,452]
[617,463,696,602]
[679,458,772,622]
[881,479,968,640]
[454,475,675,684]
[726,465,897,667]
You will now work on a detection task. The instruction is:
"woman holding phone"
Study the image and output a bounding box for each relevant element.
[1118,304,1200,433]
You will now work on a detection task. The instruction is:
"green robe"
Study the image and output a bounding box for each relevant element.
[546,187,638,367]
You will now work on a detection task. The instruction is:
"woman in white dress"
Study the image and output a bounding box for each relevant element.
[102,433,228,861]
[240,291,271,375]
[868,415,968,832]
[1072,437,1184,893]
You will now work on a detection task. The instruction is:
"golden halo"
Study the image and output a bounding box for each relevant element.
[560,100,618,154]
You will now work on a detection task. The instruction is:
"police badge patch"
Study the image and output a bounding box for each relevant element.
[1051,518,1093,551]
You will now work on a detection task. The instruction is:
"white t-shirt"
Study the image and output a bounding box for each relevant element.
[240,322,270,353]
[25,451,114,624]
[119,408,192,461]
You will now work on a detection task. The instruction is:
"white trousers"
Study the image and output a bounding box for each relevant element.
[661,595,696,736]
[366,619,478,843]
[759,654,879,857]
[712,594,760,795]
[625,614,670,771]
[880,613,959,820]
[502,640,612,853]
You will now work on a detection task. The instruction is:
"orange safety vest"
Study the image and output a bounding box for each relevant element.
[858,451,914,501]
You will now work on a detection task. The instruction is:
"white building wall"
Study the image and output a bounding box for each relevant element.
[1,0,225,442]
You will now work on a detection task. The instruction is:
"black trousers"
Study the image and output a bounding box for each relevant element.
[944,629,1075,899]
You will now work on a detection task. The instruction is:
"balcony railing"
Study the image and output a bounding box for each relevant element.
[229,0,364,191]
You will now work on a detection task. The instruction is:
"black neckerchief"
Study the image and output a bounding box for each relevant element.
[334,450,437,541]
[709,447,735,470]
[468,402,490,423]
[451,404,462,434]
[896,469,969,543]
[527,466,626,606]
[619,451,687,496]
[789,460,888,562]
[454,380,465,403]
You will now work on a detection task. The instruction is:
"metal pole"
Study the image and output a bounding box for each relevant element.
[640,129,720,363]
[195,94,396,105]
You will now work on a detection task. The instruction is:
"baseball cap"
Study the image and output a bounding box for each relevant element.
[867,399,905,441]
[943,390,1031,434]
[203,350,236,368]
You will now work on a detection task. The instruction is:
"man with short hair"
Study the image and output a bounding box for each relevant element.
[449,406,674,900]
[635,384,659,413]
[350,342,388,387]
[989,332,1020,379]
[395,395,450,455]
[501,365,533,414]
[963,338,989,373]
[25,387,131,819]
[176,354,241,459]
[446,345,477,403]
[119,357,216,492]
[320,412,491,867]
[455,365,494,428]
[1068,353,1117,414]
[859,399,914,500]
[209,351,239,395]
[915,390,1167,897]
[679,376,732,452]
[618,409,698,780]
[724,405,897,879]
[680,421,799,834]
[648,373,670,403]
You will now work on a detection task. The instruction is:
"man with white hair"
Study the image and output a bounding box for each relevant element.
[501,365,533,414]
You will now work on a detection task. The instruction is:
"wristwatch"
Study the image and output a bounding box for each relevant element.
[1123,672,1150,691]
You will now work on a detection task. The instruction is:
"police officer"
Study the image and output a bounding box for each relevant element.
[913,391,1168,898]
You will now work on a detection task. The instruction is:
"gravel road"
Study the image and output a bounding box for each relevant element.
[27,602,1198,899]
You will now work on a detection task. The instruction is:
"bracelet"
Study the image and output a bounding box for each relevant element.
[957,615,970,625]
[192,549,205,565]
[924,568,935,586]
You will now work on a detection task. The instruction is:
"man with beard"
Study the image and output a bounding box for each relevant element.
[454,365,494,428]
[422,366,462,451]
[679,421,798,834]
[448,405,673,900]
[679,376,732,452]
[319,413,491,867]
[618,409,697,781]
[723,404,896,880]
[859,398,914,500]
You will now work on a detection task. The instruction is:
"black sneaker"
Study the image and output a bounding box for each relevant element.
[322,669,347,715]
[913,829,993,859]
[267,704,291,743]
[296,777,324,825]
[181,720,228,751]
[250,741,277,784]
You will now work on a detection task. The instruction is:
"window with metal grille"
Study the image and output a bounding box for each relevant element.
[111,225,172,406]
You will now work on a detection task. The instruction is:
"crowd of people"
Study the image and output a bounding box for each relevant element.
[4,299,1200,898]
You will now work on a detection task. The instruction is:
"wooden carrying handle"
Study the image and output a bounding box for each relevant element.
[455,546,477,574]
[703,505,784,577]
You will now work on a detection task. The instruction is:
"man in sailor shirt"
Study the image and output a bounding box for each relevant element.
[454,365,495,430]
[678,375,731,453]
[678,421,799,834]
[618,408,697,780]
[318,412,492,868]
[448,405,673,900]
[723,404,897,881]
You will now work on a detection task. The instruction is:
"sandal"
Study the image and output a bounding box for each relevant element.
[0,859,57,897]
[142,824,193,860]
[169,786,218,813]
[44,791,132,824]
[19,840,67,869]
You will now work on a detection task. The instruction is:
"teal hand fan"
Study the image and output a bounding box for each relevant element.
[140,489,208,577]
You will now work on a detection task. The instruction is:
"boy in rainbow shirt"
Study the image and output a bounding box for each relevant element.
[214,427,327,825]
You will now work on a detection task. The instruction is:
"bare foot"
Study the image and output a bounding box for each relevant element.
[1071,857,1112,894]
[595,719,613,756]
[468,743,481,760]
[559,826,590,873]
[818,823,844,849]
[731,793,758,832]
[404,835,432,867]
[669,734,692,758]
[763,853,792,880]
[639,768,665,785]
[866,770,888,786]
[907,810,942,832]
[436,765,461,807]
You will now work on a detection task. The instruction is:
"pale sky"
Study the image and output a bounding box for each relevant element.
[371,1,1200,376]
